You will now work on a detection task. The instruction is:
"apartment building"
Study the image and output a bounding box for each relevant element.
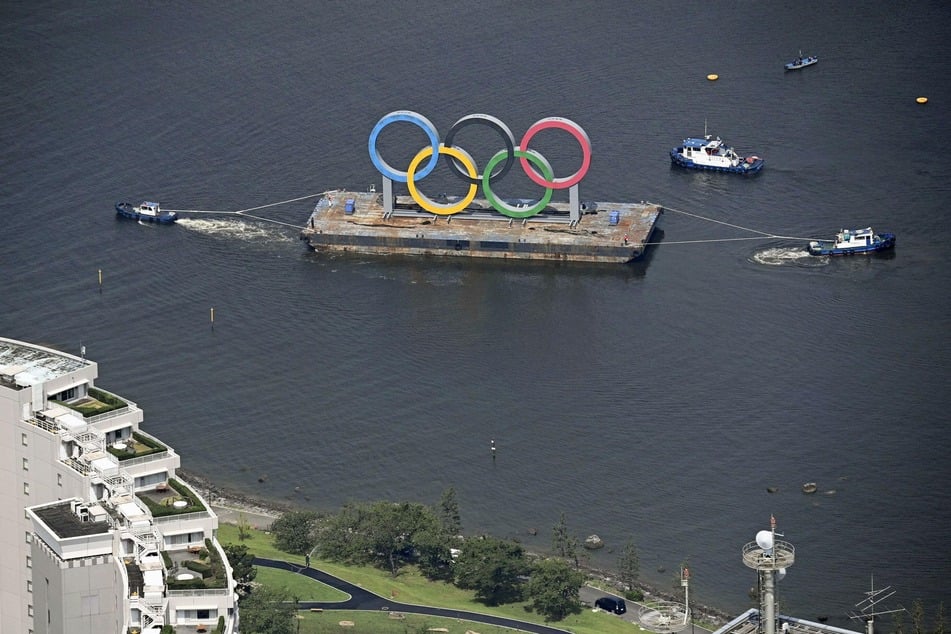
[1,337,237,634]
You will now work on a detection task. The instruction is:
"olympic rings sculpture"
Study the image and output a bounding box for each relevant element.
[368,110,592,218]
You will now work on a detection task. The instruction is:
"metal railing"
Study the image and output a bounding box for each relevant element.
[167,588,230,597]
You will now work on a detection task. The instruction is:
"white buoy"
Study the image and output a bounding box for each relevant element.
[916,96,928,104]
[707,73,719,81]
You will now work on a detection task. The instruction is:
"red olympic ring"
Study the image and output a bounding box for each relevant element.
[519,117,592,189]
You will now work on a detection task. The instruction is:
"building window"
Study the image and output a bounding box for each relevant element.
[23,457,29,471]
[27,580,32,593]
[28,605,33,617]
[22,432,28,446]
[25,532,31,543]
[57,473,63,487]
[24,482,30,495]
[27,555,32,568]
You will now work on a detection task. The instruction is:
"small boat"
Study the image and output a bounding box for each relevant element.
[802,482,818,494]
[785,51,818,71]
[115,201,178,224]
[670,134,764,174]
[807,227,896,256]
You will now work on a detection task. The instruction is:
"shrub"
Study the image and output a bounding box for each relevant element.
[625,588,645,601]
[184,560,213,578]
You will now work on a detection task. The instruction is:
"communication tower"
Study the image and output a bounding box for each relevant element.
[742,515,795,634]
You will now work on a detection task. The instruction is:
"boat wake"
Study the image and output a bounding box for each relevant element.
[176,217,296,244]
[751,246,827,267]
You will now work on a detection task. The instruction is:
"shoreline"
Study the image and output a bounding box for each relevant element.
[181,468,731,628]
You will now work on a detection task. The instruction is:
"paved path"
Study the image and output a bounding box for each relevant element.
[256,557,575,634]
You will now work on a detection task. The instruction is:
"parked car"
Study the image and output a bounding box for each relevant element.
[595,596,627,614]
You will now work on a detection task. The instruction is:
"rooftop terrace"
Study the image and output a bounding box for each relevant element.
[33,501,111,539]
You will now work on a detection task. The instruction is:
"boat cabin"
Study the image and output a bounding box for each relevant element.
[136,201,161,216]
[680,136,738,165]
[835,227,874,247]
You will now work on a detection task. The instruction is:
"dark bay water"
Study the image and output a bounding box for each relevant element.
[2,1,949,626]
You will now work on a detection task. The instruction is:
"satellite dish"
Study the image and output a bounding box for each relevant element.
[777,568,787,581]
[755,530,774,550]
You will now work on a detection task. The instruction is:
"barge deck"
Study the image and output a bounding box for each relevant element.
[300,190,663,264]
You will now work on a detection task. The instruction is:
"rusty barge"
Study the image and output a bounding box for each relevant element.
[300,190,663,264]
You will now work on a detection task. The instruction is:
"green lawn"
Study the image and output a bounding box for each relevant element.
[253,567,348,602]
[295,609,562,633]
[216,523,647,634]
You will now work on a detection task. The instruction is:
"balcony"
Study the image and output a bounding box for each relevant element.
[165,539,229,591]
[56,387,129,419]
[108,431,169,462]
[137,479,207,518]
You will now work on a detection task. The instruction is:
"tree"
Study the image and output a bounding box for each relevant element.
[414,527,455,581]
[315,502,372,564]
[238,585,296,634]
[315,501,443,576]
[438,486,462,536]
[935,602,946,634]
[237,512,252,541]
[551,512,578,567]
[912,599,925,634]
[365,501,441,577]
[892,609,905,634]
[525,558,585,621]
[223,543,257,587]
[453,536,528,606]
[617,538,640,593]
[271,510,319,555]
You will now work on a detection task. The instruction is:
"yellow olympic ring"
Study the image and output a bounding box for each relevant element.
[406,145,478,215]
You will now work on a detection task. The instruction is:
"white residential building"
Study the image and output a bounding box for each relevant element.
[1,337,238,634]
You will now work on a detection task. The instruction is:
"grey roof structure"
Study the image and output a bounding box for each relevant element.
[32,501,111,539]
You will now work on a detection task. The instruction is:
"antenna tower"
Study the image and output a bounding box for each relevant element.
[742,515,795,634]
[848,576,905,634]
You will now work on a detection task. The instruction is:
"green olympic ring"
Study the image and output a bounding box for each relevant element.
[482,149,554,219]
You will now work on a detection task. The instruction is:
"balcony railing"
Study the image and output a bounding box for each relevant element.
[153,510,211,523]
[62,456,92,475]
[26,416,59,434]
[119,450,171,467]
[84,405,134,425]
[167,588,230,597]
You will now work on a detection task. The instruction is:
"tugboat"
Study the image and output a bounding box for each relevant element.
[115,201,178,224]
[807,227,896,256]
[785,51,818,71]
[670,134,764,174]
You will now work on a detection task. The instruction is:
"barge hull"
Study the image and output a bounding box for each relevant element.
[300,191,663,264]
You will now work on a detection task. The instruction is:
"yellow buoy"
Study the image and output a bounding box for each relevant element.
[707,74,719,81]
[916,96,928,104]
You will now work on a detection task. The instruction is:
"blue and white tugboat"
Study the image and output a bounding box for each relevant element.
[808,227,895,256]
[115,201,178,224]
[785,51,818,71]
[670,134,764,174]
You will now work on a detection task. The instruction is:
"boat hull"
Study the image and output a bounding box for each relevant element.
[808,233,896,256]
[115,202,178,224]
[670,150,764,174]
